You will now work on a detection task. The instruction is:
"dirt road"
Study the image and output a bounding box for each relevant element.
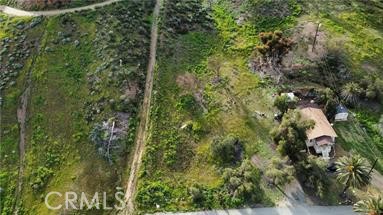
[122,0,161,214]
[0,0,122,16]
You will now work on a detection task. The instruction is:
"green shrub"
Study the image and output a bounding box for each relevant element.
[296,155,330,199]
[222,160,262,206]
[211,134,243,165]
[273,94,297,114]
[136,181,172,210]
[30,166,53,192]
[176,94,199,113]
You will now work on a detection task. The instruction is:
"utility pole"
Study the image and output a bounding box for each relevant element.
[368,158,378,177]
[312,22,321,52]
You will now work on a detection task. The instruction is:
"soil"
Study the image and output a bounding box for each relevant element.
[122,0,161,214]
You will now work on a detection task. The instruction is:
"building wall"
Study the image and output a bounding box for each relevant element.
[335,113,348,121]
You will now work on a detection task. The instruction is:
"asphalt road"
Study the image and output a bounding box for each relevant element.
[153,206,355,215]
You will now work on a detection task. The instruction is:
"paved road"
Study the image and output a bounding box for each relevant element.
[153,206,355,215]
[0,0,122,16]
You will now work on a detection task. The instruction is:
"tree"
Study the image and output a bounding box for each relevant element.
[336,154,371,195]
[271,110,314,161]
[341,82,362,105]
[316,88,337,119]
[222,160,262,205]
[211,135,243,165]
[265,156,295,187]
[353,195,383,215]
[361,75,383,102]
[296,155,330,199]
[256,31,294,65]
[273,94,296,114]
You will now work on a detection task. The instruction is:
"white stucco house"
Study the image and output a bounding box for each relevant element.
[335,105,349,121]
[300,107,338,159]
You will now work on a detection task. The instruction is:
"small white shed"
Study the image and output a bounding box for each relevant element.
[335,105,348,121]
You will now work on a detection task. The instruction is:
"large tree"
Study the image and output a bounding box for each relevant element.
[336,154,371,195]
[265,156,295,187]
[353,195,383,215]
[271,110,314,161]
[211,135,243,165]
[222,160,261,205]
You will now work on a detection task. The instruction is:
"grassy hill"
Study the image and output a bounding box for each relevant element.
[1,0,383,214]
[0,1,154,214]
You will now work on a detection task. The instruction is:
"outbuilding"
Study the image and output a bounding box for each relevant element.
[335,105,348,121]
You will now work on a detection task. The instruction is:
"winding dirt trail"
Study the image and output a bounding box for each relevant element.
[0,0,122,16]
[122,0,161,214]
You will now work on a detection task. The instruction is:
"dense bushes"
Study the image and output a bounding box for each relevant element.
[30,167,53,192]
[296,155,330,198]
[136,181,172,210]
[176,94,199,113]
[244,0,301,31]
[273,94,297,114]
[211,135,243,166]
[265,156,295,186]
[221,160,262,206]
[163,0,212,34]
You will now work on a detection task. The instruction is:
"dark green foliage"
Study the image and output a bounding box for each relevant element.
[271,110,314,161]
[244,0,301,31]
[222,160,262,206]
[341,82,363,106]
[265,156,295,186]
[336,154,371,193]
[162,130,182,168]
[296,155,330,199]
[273,94,297,114]
[30,167,53,192]
[189,184,217,209]
[176,94,199,113]
[256,31,294,64]
[316,88,337,119]
[211,135,243,165]
[136,181,172,210]
[163,0,211,34]
[360,75,383,102]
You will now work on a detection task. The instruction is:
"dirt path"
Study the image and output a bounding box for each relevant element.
[13,86,30,214]
[122,0,161,214]
[0,0,122,16]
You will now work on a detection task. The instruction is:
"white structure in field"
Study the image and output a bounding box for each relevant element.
[335,105,349,121]
[281,92,296,101]
[300,107,337,159]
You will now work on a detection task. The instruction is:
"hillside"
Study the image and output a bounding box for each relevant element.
[1,0,383,214]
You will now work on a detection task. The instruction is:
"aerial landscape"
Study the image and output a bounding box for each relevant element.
[0,0,382,214]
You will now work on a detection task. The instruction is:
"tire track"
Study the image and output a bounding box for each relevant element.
[122,0,161,214]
